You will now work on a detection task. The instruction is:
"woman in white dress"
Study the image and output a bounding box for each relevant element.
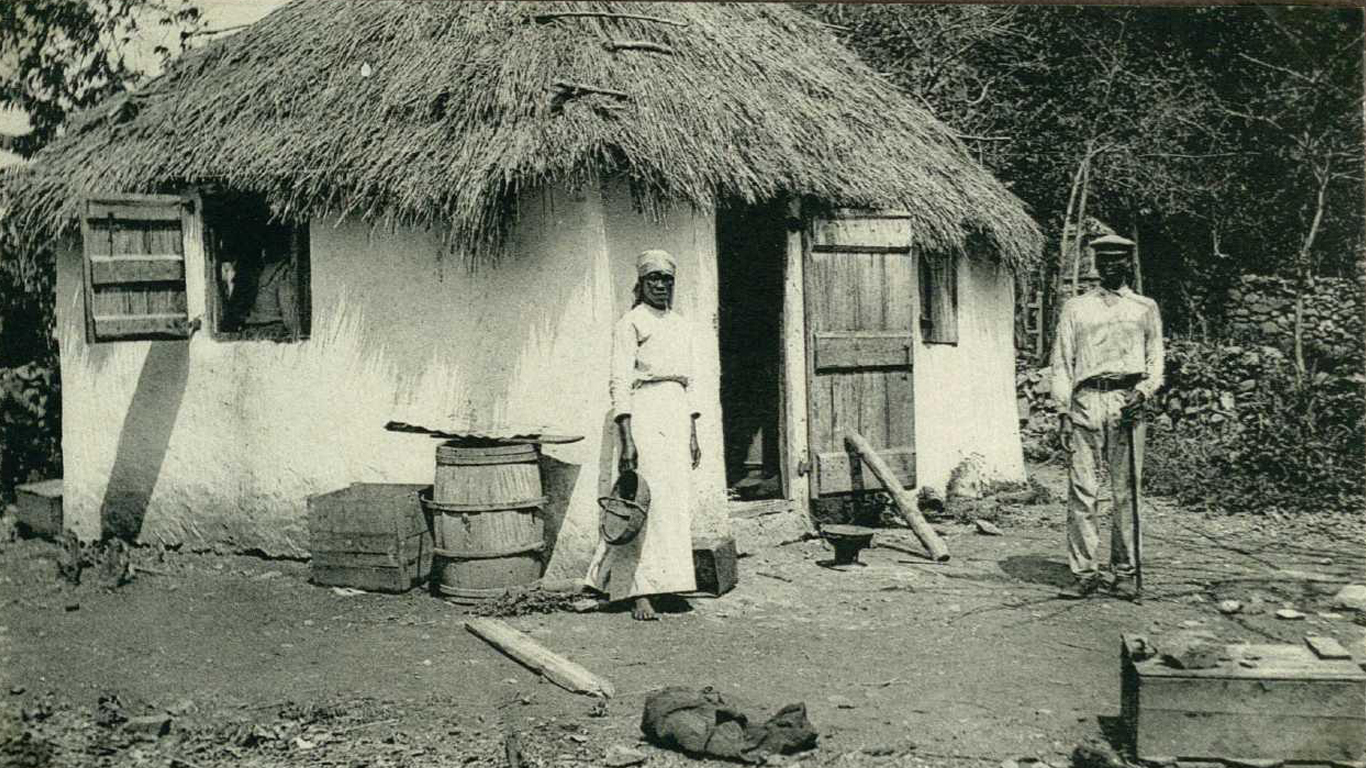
[588,249,701,620]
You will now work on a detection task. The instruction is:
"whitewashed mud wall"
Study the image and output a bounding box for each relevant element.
[911,256,1026,490]
[56,182,728,579]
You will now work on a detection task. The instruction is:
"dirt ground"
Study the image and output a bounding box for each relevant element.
[2,462,1363,768]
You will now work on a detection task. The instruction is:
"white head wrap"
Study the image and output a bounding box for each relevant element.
[636,249,677,278]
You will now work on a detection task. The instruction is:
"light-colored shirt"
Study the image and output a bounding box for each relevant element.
[1050,285,1164,410]
[610,303,700,419]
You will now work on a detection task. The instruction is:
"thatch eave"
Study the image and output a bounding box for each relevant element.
[7,0,1042,270]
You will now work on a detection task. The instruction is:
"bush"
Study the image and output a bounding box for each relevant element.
[0,362,62,500]
[1145,339,1364,516]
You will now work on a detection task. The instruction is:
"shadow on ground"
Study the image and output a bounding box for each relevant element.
[1000,554,1074,589]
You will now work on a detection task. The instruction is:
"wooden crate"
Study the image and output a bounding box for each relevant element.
[692,536,738,597]
[14,479,63,540]
[308,483,432,593]
[1121,634,1366,765]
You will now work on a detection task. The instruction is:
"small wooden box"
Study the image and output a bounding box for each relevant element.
[1121,634,1366,764]
[692,536,738,597]
[308,483,432,593]
[14,479,63,540]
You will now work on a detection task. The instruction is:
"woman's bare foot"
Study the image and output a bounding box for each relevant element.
[632,596,658,621]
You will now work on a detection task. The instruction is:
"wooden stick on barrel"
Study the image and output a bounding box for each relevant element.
[843,430,950,562]
[466,618,615,698]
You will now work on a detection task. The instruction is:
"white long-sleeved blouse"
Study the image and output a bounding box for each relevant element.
[610,303,701,419]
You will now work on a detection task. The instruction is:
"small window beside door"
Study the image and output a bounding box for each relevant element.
[918,252,958,345]
[203,191,311,342]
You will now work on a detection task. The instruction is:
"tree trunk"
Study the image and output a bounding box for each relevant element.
[1293,162,1332,386]
[1071,158,1092,296]
[1131,220,1143,294]
[1044,158,1088,359]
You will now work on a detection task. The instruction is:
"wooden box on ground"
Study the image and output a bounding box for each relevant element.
[308,483,432,593]
[692,536,738,597]
[1121,634,1366,765]
[14,479,63,540]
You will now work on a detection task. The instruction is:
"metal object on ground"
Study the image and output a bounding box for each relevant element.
[14,479,63,540]
[819,524,876,565]
[307,483,433,593]
[1121,634,1366,764]
[426,442,546,602]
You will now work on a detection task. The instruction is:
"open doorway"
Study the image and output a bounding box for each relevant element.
[716,198,787,501]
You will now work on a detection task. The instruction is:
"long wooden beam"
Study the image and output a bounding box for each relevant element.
[466,618,615,698]
[843,430,950,562]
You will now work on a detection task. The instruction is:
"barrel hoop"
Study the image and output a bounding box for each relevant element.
[433,540,545,560]
[436,444,539,466]
[434,583,507,600]
[421,495,548,513]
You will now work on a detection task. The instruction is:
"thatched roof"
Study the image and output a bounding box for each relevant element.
[6,1,1041,267]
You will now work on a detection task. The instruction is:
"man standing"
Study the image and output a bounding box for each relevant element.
[1051,234,1164,599]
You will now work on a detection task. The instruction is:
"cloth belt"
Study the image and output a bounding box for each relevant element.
[1077,373,1144,393]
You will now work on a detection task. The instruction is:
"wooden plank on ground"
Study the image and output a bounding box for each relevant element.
[843,430,948,561]
[466,618,615,698]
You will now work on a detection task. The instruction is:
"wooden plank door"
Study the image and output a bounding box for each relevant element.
[804,210,915,496]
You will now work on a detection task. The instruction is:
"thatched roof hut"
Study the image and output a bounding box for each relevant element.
[17,0,1039,572]
[8,0,1040,265]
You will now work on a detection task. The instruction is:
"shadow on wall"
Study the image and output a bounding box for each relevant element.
[537,453,581,569]
[98,341,191,541]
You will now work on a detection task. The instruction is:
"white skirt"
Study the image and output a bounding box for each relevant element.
[586,381,697,601]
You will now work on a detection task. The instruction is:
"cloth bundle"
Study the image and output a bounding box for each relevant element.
[641,686,817,763]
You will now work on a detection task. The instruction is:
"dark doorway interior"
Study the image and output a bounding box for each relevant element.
[716,198,786,501]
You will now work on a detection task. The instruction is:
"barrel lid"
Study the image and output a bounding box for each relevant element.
[384,420,583,445]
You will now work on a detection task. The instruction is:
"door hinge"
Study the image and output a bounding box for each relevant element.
[797,458,811,476]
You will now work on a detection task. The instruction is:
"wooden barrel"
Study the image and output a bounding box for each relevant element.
[424,442,546,602]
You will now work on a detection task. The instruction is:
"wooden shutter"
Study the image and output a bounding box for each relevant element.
[804,210,916,496]
[919,251,959,345]
[81,195,192,342]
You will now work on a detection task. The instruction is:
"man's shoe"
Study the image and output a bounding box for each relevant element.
[1108,576,1138,601]
[1059,576,1100,600]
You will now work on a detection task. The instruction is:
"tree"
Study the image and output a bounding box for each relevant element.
[0,0,204,158]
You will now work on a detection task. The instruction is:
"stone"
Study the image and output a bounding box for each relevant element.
[827,695,856,709]
[1274,608,1306,621]
[124,714,172,737]
[974,519,1004,536]
[946,455,987,500]
[1160,630,1222,670]
[1331,584,1366,612]
[1217,600,1242,615]
[605,745,648,767]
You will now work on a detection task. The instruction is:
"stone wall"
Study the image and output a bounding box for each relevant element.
[1225,275,1364,362]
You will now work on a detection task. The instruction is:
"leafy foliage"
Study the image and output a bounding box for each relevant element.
[0,361,61,500]
[0,0,203,158]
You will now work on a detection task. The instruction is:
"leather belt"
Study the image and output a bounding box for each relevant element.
[1078,374,1143,392]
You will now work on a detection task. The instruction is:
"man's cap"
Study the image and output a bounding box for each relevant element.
[1090,234,1136,254]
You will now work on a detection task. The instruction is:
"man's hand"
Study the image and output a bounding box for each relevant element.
[1120,390,1146,422]
[1058,414,1074,454]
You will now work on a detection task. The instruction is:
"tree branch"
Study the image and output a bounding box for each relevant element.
[1237,53,1318,84]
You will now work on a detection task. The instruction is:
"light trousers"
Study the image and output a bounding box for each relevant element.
[1066,387,1144,579]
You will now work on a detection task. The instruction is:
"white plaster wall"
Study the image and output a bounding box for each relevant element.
[911,256,1026,491]
[56,182,727,578]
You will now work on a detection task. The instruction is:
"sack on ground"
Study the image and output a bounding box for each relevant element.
[641,686,817,763]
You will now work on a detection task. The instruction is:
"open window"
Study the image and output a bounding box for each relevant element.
[202,190,310,342]
[80,194,194,343]
[918,251,958,345]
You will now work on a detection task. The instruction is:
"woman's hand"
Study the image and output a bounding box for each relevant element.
[690,419,701,469]
[617,416,637,473]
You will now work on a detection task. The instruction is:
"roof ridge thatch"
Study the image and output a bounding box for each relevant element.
[7,0,1042,267]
